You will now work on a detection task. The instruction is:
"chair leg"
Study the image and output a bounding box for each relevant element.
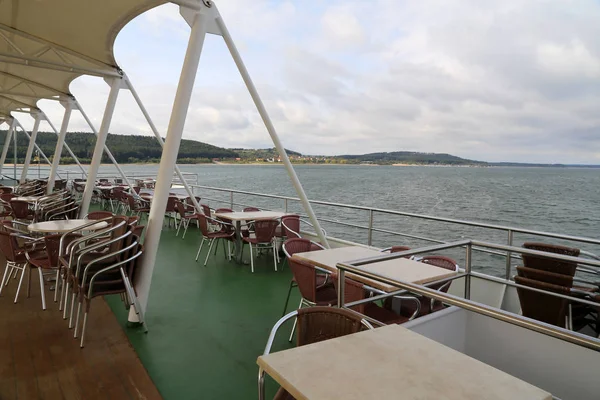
[204,238,215,266]
[288,298,304,342]
[176,219,182,236]
[80,300,90,348]
[68,292,77,328]
[27,266,31,298]
[182,220,190,239]
[0,262,11,296]
[63,282,72,319]
[74,295,83,338]
[37,268,46,310]
[195,238,205,261]
[14,266,26,304]
[53,269,60,302]
[281,280,295,317]
[213,239,220,255]
[249,244,254,273]
[272,242,278,271]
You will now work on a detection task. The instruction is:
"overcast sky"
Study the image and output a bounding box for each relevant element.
[29,0,600,164]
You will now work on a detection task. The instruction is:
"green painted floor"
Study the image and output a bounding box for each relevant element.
[106,223,296,399]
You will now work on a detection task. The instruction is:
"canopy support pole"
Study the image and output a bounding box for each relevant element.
[0,117,16,177]
[79,78,122,217]
[131,5,209,321]
[13,118,54,173]
[44,113,87,178]
[47,101,72,193]
[13,120,17,180]
[214,5,330,247]
[124,74,201,212]
[21,113,42,183]
[76,100,135,193]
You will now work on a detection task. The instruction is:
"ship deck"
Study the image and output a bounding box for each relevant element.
[0,222,296,399]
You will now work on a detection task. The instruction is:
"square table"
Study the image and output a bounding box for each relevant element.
[293,246,457,292]
[257,324,552,400]
[214,211,288,263]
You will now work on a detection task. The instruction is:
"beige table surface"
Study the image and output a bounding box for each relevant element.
[258,324,552,400]
[28,219,109,233]
[214,211,287,221]
[293,246,456,292]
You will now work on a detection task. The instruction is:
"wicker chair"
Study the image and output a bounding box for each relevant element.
[164,196,179,228]
[85,211,114,220]
[10,199,35,222]
[194,213,235,266]
[175,201,199,238]
[522,242,580,276]
[397,255,458,318]
[0,230,31,303]
[241,219,280,273]
[259,307,374,400]
[515,275,571,328]
[281,238,326,317]
[243,207,260,212]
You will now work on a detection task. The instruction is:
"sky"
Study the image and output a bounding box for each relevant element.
[25,0,600,164]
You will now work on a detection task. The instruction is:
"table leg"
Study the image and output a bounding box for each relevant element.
[235,221,243,263]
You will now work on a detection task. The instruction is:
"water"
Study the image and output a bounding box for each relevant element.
[60,164,600,276]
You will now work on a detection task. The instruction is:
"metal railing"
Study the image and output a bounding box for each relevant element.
[191,184,600,279]
[336,240,600,351]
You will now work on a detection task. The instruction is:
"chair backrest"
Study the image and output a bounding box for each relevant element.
[45,233,81,268]
[86,211,114,220]
[282,238,324,258]
[331,273,367,314]
[197,213,211,237]
[10,200,31,218]
[0,193,16,202]
[131,224,145,238]
[295,306,368,347]
[243,207,260,212]
[185,196,201,206]
[0,230,18,262]
[289,258,318,303]
[108,216,129,253]
[215,208,233,213]
[281,215,301,239]
[0,187,13,194]
[127,215,139,226]
[133,186,141,194]
[522,242,580,276]
[174,201,187,217]
[254,219,279,243]
[390,246,411,253]
[165,196,177,212]
[420,255,458,292]
[201,204,212,216]
[516,266,574,288]
[515,275,570,327]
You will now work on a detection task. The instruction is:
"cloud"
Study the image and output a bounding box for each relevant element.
[29,0,600,164]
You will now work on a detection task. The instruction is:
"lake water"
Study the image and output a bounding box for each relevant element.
[58,164,600,276]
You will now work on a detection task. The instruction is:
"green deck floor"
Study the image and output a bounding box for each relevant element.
[106,223,297,399]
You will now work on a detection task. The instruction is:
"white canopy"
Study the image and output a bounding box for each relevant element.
[0,0,167,116]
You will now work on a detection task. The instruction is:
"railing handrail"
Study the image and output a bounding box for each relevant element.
[192,184,600,247]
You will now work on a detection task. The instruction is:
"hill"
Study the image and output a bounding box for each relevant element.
[335,151,485,165]
[0,131,239,164]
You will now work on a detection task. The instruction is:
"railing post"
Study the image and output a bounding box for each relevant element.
[230,191,233,209]
[505,229,513,280]
[337,268,345,308]
[367,209,374,246]
[284,198,288,213]
[464,243,472,300]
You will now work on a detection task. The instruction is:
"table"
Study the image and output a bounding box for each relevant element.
[28,219,109,233]
[257,324,552,400]
[293,246,457,292]
[214,211,288,262]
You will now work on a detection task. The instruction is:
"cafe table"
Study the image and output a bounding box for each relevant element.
[293,245,457,292]
[257,324,552,400]
[28,219,109,234]
[214,210,288,263]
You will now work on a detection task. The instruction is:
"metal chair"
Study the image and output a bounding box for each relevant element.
[194,213,235,266]
[175,200,199,238]
[259,307,374,400]
[241,219,280,273]
[0,229,36,303]
[85,211,114,220]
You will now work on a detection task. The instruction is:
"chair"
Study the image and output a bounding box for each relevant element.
[85,211,114,220]
[243,207,260,212]
[241,219,280,273]
[281,238,326,316]
[259,307,374,400]
[333,273,419,325]
[10,199,35,222]
[0,186,13,194]
[280,215,301,239]
[126,194,150,220]
[165,196,178,228]
[0,230,31,303]
[175,201,199,238]
[522,242,580,276]
[515,275,571,328]
[194,213,235,266]
[397,255,458,318]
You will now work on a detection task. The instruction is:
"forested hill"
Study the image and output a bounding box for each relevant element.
[0,131,239,164]
[337,151,485,165]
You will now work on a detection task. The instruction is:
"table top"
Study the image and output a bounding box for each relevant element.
[293,246,457,292]
[140,193,188,201]
[257,325,551,400]
[13,196,41,202]
[214,210,287,221]
[28,219,109,233]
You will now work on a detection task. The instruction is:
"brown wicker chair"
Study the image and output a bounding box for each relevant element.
[280,215,301,239]
[243,207,260,212]
[242,219,280,273]
[515,275,571,328]
[397,255,458,318]
[281,238,327,317]
[175,201,199,238]
[522,242,580,276]
[10,199,35,222]
[259,306,374,400]
[85,211,114,220]
[0,229,30,303]
[194,213,235,266]
[164,196,178,228]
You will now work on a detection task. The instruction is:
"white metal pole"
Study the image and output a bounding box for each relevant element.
[47,102,72,193]
[76,101,136,193]
[21,113,41,182]
[44,114,87,177]
[13,120,17,180]
[13,118,55,174]
[0,118,16,177]
[79,78,121,217]
[214,9,330,247]
[124,75,201,212]
[133,9,208,319]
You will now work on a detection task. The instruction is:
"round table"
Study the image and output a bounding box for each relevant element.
[28,219,109,233]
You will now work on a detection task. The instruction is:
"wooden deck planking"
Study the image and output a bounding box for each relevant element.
[0,259,162,400]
